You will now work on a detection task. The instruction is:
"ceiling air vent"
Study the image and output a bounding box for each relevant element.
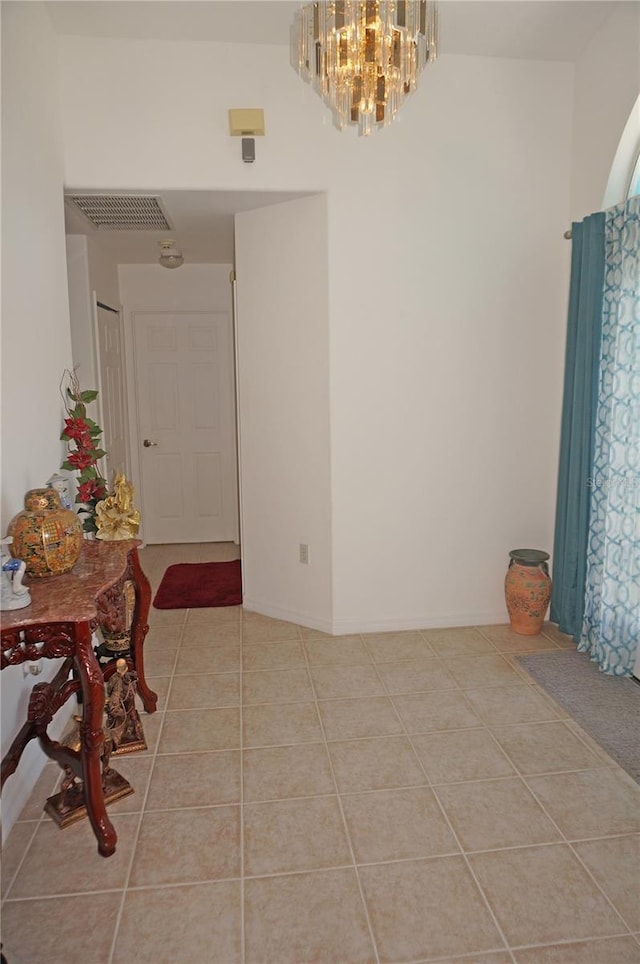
[66,194,173,231]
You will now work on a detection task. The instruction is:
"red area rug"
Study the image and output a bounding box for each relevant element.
[153,560,242,609]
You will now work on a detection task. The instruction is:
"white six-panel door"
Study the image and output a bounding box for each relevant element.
[132,309,238,543]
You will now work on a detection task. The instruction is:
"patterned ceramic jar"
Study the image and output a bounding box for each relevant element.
[504,548,552,636]
[7,488,83,577]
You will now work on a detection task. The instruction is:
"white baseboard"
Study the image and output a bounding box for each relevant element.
[242,598,507,636]
[241,597,333,634]
[329,611,509,635]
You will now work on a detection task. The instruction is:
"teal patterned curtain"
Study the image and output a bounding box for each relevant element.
[579,196,640,675]
[551,213,605,638]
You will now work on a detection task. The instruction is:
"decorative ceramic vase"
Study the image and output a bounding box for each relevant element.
[7,488,83,578]
[504,549,552,636]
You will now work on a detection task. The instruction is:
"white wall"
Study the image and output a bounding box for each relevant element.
[66,235,98,388]
[571,2,640,218]
[57,33,574,632]
[235,195,332,630]
[1,2,74,838]
[328,54,574,629]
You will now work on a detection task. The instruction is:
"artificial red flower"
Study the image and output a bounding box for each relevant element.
[67,449,95,471]
[63,417,92,446]
[77,479,107,503]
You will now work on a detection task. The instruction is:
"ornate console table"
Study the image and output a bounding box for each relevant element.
[1,540,157,857]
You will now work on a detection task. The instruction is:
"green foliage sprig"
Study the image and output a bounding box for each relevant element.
[60,369,108,533]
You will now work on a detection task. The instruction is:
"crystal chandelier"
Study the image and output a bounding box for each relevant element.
[290,1,438,136]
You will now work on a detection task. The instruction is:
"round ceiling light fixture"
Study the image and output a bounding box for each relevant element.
[158,239,184,269]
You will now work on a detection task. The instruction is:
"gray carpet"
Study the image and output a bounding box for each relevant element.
[517,650,640,784]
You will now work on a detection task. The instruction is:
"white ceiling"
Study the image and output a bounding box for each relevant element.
[49,1,616,61]
[56,1,618,264]
[64,189,314,266]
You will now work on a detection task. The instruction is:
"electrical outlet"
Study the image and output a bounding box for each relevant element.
[299,543,309,565]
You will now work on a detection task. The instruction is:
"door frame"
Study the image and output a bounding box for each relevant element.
[122,305,241,546]
[93,297,132,485]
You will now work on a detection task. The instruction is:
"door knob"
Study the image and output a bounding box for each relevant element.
[143,439,158,447]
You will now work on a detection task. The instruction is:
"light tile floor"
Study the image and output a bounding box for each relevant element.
[2,543,639,964]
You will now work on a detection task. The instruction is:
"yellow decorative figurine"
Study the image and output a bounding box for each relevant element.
[95,473,141,540]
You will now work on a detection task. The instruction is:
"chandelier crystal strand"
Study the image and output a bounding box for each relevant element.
[291,1,438,136]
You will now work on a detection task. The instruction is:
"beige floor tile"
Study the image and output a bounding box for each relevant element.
[1,891,122,964]
[478,623,559,653]
[377,657,458,695]
[297,625,336,639]
[242,639,306,670]
[304,636,370,665]
[182,620,242,643]
[244,868,376,963]
[129,806,240,887]
[113,880,241,964]
[175,640,241,674]
[564,720,621,765]
[342,786,459,863]
[167,672,239,710]
[360,856,504,961]
[392,690,482,733]
[242,667,314,704]
[241,614,301,643]
[443,653,525,688]
[490,721,603,775]
[526,768,640,839]
[1,821,38,896]
[425,626,497,656]
[513,936,640,963]
[540,621,577,648]
[469,844,626,946]
[198,542,241,562]
[491,634,559,655]
[411,729,515,785]
[105,754,154,813]
[243,701,323,747]
[8,813,138,898]
[319,697,404,741]
[133,707,164,755]
[159,707,240,753]
[435,777,562,852]
[244,795,351,876]
[310,663,386,699]
[145,750,240,809]
[464,684,564,726]
[573,834,640,930]
[146,675,171,710]
[143,643,180,676]
[328,736,426,792]
[187,604,242,624]
[363,631,436,661]
[430,954,513,964]
[147,607,188,630]
[243,743,335,801]
[502,653,541,683]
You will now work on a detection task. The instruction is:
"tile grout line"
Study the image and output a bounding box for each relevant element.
[477,716,640,935]
[519,771,640,939]
[366,653,518,963]
[300,632,382,964]
[106,585,187,964]
[1,818,42,904]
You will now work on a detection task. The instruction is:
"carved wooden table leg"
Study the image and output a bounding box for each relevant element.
[75,620,117,857]
[128,547,157,714]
